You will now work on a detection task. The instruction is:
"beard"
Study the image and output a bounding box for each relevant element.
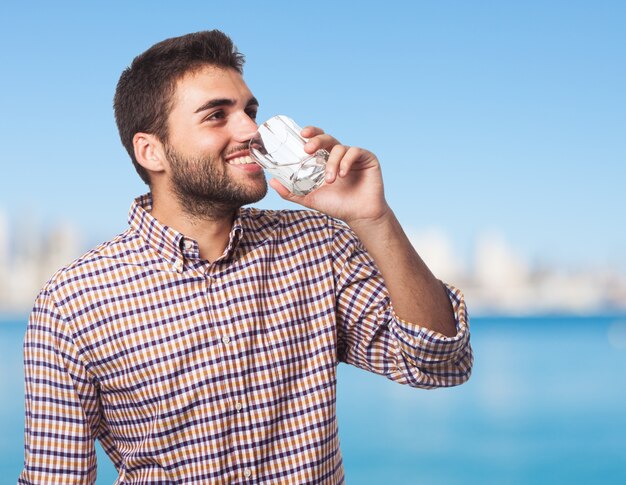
[164,143,267,220]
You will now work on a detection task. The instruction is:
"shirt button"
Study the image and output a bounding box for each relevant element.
[183,240,193,250]
[174,261,183,271]
[222,336,231,344]
[243,468,252,479]
[235,401,243,412]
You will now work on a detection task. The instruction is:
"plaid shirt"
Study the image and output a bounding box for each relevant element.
[20,193,473,484]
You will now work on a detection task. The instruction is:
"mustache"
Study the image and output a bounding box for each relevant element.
[224,144,250,157]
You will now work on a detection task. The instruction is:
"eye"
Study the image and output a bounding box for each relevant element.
[205,110,226,122]
[246,107,258,121]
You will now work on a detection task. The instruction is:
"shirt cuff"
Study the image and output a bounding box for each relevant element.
[386,283,471,366]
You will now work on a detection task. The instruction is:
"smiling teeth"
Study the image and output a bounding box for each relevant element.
[228,156,254,165]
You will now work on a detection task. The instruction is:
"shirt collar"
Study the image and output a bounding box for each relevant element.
[127,193,245,270]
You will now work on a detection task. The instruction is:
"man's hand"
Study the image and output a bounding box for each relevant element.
[269,126,391,225]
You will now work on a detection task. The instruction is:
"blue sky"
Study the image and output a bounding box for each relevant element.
[1,1,624,272]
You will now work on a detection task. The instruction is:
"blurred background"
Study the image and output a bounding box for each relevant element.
[1,1,625,483]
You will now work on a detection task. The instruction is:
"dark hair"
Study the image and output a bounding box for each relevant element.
[113,30,245,185]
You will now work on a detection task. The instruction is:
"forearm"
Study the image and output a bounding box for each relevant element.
[347,208,457,337]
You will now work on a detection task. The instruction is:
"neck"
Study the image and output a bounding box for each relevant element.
[150,188,238,263]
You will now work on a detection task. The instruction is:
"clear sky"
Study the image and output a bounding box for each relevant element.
[1,0,624,272]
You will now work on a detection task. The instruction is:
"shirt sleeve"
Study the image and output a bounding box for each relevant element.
[19,288,103,484]
[330,218,473,389]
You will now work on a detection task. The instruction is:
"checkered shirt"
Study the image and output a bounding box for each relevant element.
[20,193,473,484]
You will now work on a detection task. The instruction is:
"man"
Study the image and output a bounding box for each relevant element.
[20,30,472,484]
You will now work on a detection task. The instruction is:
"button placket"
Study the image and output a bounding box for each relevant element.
[204,265,216,291]
[205,264,252,479]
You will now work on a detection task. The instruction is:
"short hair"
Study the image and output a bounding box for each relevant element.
[113,30,245,185]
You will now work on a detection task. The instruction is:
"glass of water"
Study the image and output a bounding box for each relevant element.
[249,115,329,196]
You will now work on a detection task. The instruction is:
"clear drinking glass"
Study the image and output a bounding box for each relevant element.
[249,115,329,196]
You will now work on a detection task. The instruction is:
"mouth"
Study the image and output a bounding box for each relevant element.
[224,149,263,174]
[225,150,256,165]
[227,155,255,165]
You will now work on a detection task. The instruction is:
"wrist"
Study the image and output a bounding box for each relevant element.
[345,203,394,234]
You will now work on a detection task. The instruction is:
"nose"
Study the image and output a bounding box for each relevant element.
[233,112,258,144]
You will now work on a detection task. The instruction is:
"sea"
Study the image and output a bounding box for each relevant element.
[2,315,625,484]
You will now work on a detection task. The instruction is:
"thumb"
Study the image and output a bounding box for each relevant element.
[269,178,306,204]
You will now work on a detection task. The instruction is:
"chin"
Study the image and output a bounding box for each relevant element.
[237,179,268,206]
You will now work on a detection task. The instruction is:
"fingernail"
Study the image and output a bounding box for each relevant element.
[339,169,346,177]
[326,170,333,181]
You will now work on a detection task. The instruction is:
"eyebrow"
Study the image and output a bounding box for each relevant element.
[194,96,259,114]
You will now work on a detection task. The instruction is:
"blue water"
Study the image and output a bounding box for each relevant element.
[2,316,625,484]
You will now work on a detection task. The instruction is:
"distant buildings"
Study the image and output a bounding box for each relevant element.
[0,208,82,314]
[0,208,625,316]
[410,229,626,316]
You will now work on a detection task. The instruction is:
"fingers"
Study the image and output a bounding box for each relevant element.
[304,134,340,155]
[324,144,348,183]
[325,146,364,183]
[338,146,363,177]
[301,126,324,138]
[302,126,340,155]
[300,125,374,183]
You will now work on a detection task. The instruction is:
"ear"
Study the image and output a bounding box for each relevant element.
[133,133,167,174]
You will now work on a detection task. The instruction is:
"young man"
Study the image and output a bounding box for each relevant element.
[20,30,472,484]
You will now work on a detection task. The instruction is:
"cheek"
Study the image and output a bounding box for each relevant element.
[196,132,230,159]
[186,142,226,166]
[171,126,229,158]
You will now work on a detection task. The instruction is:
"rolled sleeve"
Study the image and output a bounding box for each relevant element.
[387,283,473,388]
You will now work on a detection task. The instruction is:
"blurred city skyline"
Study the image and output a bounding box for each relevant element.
[1,206,624,317]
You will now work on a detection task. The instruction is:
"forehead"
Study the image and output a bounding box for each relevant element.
[172,65,252,111]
